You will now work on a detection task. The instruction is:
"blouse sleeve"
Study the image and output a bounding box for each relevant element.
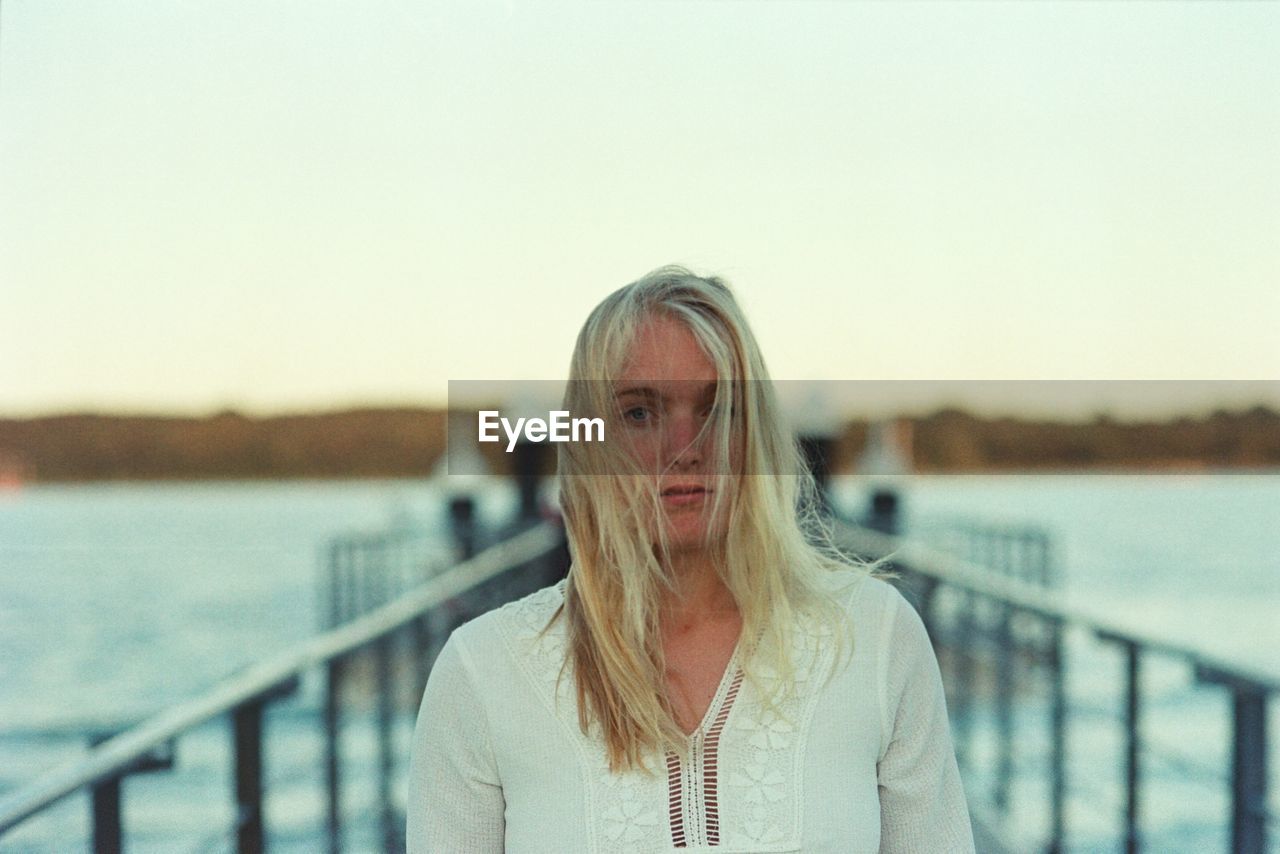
[406,629,505,853]
[877,588,977,853]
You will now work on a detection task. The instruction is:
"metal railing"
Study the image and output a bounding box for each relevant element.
[4,497,1272,853]
[0,522,567,851]
[833,516,1277,854]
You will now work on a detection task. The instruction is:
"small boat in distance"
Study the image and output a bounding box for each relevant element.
[0,450,33,492]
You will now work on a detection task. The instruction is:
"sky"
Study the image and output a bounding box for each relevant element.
[1,1,1277,420]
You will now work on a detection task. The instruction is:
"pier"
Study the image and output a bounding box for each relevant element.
[0,447,1275,853]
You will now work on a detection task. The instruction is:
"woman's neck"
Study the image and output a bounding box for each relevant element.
[660,547,739,630]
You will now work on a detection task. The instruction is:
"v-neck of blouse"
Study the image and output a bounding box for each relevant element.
[676,636,744,741]
[663,631,753,848]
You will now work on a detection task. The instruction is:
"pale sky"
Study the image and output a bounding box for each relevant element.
[2,1,1277,419]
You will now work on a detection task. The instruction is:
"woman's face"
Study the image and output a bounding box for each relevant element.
[613,313,735,551]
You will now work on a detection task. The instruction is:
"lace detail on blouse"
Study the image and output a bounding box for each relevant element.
[664,664,744,847]
[495,578,848,852]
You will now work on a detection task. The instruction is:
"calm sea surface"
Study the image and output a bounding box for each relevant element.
[0,474,1276,851]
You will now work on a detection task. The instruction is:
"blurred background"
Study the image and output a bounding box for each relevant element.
[1,1,1277,852]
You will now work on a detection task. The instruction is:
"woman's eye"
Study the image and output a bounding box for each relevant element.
[623,406,653,424]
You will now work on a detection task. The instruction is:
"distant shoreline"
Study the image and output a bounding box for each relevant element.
[0,405,1276,483]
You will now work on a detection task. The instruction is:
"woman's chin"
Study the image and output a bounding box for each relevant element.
[655,521,726,552]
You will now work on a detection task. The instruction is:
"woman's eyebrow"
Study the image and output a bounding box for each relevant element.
[615,386,659,400]
[615,382,718,401]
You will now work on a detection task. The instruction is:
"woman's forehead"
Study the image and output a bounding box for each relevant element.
[617,314,718,383]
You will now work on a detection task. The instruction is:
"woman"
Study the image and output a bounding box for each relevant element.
[407,266,976,852]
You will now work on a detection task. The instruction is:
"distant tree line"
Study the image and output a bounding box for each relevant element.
[0,405,1276,483]
[0,408,447,482]
[890,405,1280,472]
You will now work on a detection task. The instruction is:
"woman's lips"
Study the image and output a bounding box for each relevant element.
[661,487,709,506]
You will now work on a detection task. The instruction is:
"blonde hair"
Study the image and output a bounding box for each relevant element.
[550,265,881,773]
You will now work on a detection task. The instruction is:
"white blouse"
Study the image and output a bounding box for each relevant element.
[406,571,976,853]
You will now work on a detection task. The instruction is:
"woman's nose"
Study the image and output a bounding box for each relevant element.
[665,413,703,468]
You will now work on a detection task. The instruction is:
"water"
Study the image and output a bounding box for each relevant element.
[872,473,1280,677]
[834,473,1280,853]
[0,474,1276,851]
[0,478,518,852]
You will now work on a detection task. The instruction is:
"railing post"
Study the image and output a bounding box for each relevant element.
[335,539,355,625]
[373,540,399,853]
[1047,616,1067,854]
[954,590,975,770]
[1193,666,1270,854]
[1096,631,1143,854]
[323,540,343,629]
[512,439,549,522]
[354,537,371,616]
[449,496,476,561]
[232,678,298,854]
[865,488,899,536]
[233,702,265,854]
[377,631,398,853]
[1229,688,1268,854]
[1035,530,1054,588]
[90,775,122,854]
[994,601,1014,812]
[325,657,344,854]
[86,732,175,854]
[1123,641,1142,854]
